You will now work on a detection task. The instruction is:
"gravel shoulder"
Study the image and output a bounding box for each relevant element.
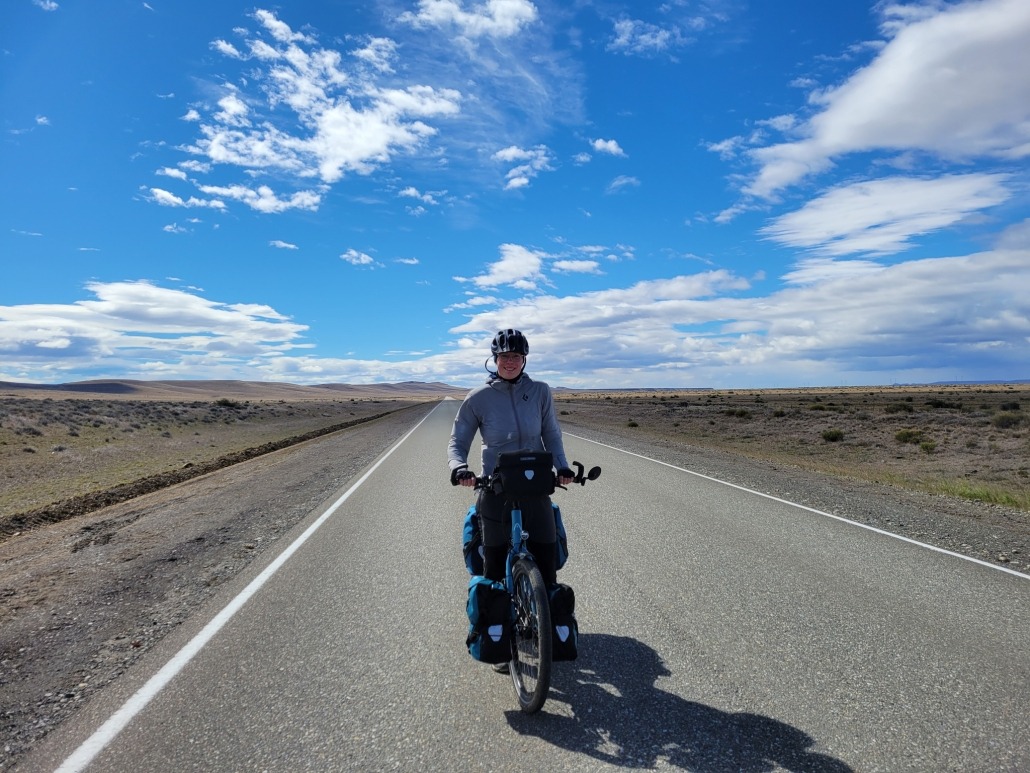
[1,384,1028,769]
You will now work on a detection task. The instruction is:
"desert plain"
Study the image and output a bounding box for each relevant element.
[0,378,1027,768]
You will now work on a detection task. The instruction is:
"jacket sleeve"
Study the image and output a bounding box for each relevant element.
[539,384,570,470]
[448,395,479,472]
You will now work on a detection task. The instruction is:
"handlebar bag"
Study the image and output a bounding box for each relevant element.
[494,451,555,498]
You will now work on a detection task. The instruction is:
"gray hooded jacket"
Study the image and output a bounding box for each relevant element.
[448,373,569,476]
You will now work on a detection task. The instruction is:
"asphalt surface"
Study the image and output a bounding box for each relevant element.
[24,401,1030,771]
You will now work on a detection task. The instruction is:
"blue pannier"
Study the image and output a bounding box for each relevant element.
[549,582,578,661]
[462,505,484,575]
[465,575,512,663]
[553,503,569,570]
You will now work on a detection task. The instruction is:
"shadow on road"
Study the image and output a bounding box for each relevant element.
[506,633,853,772]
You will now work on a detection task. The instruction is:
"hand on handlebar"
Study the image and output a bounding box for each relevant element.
[450,466,477,487]
[556,468,575,486]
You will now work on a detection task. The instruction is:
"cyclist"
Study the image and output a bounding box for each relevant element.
[448,328,575,588]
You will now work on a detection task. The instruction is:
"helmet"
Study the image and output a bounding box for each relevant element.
[490,328,529,357]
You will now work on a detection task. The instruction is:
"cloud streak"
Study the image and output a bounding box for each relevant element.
[761,174,1012,256]
[742,0,1030,199]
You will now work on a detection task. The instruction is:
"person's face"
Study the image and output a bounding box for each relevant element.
[496,352,526,379]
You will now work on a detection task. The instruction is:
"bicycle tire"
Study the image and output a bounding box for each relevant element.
[509,558,552,713]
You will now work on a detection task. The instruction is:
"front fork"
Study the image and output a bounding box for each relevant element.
[506,506,537,635]
[505,506,531,589]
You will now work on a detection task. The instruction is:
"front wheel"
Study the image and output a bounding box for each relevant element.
[509,558,552,713]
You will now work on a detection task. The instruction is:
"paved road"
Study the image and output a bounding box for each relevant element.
[27,401,1030,771]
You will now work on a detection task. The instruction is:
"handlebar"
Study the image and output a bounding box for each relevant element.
[463,461,601,491]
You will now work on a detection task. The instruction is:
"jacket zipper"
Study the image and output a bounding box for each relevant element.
[507,380,524,449]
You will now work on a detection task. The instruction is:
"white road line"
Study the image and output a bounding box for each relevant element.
[569,432,1030,581]
[55,406,440,773]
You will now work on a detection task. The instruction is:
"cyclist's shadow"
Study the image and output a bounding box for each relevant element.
[506,633,853,772]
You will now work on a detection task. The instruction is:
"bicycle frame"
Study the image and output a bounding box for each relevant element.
[504,502,533,592]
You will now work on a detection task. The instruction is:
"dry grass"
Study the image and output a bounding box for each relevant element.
[555,383,1030,510]
[0,382,449,525]
[1,381,1027,536]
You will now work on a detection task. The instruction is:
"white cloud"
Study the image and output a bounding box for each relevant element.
[270,240,298,250]
[995,217,1030,249]
[445,293,500,312]
[156,7,586,214]
[606,175,640,194]
[398,0,538,39]
[456,243,547,289]
[5,243,1028,387]
[761,173,1012,256]
[552,260,602,275]
[745,0,1030,198]
[591,138,626,156]
[353,37,398,73]
[195,183,320,213]
[148,187,226,210]
[445,245,1030,388]
[0,280,308,380]
[254,8,314,44]
[213,90,250,127]
[340,248,383,268]
[33,0,58,11]
[492,144,553,189]
[156,167,188,181]
[777,257,886,286]
[211,39,241,58]
[170,10,462,212]
[608,18,683,56]
[400,186,440,205]
[178,159,209,173]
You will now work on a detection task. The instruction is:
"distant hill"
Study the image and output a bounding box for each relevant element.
[0,379,467,401]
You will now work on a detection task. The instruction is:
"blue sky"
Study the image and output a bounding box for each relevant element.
[2,0,1028,389]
